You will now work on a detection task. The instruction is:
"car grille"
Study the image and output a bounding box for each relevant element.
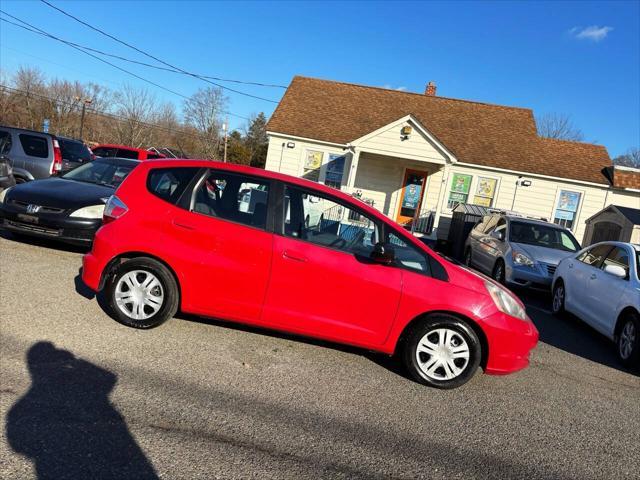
[541,262,557,276]
[10,200,65,214]
[4,219,61,236]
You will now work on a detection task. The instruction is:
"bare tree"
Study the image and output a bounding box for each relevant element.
[536,113,584,142]
[112,84,156,147]
[13,67,47,130]
[613,147,640,169]
[183,87,228,159]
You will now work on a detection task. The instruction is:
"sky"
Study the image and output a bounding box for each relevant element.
[0,0,638,157]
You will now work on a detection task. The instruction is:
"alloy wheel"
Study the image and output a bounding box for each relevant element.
[415,328,470,381]
[115,270,164,320]
[552,284,564,313]
[619,320,637,360]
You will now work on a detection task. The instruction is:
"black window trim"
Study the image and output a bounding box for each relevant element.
[185,167,276,233]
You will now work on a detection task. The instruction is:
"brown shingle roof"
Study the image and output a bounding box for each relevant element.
[613,168,640,190]
[267,76,612,185]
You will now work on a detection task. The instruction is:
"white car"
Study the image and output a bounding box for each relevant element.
[551,241,640,367]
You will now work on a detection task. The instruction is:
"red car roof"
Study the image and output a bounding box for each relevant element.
[93,144,161,154]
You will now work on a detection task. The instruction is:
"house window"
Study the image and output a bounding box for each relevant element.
[472,177,498,207]
[303,150,323,182]
[553,190,581,230]
[446,173,472,209]
[324,154,345,189]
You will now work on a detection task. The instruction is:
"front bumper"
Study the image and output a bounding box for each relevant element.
[0,205,101,245]
[484,311,539,375]
[506,264,554,290]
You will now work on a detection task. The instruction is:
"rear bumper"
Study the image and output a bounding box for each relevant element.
[484,311,539,375]
[0,205,100,245]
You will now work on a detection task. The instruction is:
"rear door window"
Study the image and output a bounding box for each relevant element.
[147,167,201,204]
[19,134,49,158]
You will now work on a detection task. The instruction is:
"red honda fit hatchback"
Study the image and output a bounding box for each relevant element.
[82,160,538,389]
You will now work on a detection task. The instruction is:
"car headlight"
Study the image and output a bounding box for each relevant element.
[69,204,105,218]
[0,186,13,204]
[512,249,534,267]
[485,281,528,321]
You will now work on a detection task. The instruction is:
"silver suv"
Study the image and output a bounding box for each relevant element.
[0,126,63,182]
[464,213,581,289]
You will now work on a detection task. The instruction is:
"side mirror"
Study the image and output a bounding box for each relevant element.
[604,264,627,279]
[491,230,505,241]
[370,242,395,265]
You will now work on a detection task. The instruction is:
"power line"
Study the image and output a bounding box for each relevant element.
[39,0,282,102]
[0,12,250,121]
[0,83,216,143]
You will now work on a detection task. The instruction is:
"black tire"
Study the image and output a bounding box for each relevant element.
[104,257,179,329]
[464,248,472,267]
[492,259,506,284]
[616,312,640,368]
[402,314,482,389]
[552,280,565,315]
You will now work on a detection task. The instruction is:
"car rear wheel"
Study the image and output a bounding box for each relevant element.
[492,260,506,284]
[617,313,639,368]
[552,280,565,315]
[402,314,481,389]
[105,257,179,329]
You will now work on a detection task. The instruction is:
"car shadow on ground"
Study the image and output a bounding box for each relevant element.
[0,230,90,254]
[517,288,639,377]
[5,341,159,479]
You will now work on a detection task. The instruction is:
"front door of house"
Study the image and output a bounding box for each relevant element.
[396,169,428,224]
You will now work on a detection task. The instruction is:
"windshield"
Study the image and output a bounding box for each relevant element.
[62,160,135,188]
[509,221,580,252]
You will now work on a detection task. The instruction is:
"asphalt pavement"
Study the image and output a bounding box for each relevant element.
[1,232,639,479]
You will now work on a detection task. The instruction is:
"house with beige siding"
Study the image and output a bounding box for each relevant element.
[265,76,640,244]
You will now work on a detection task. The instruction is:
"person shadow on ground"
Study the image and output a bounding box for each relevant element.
[6,342,158,480]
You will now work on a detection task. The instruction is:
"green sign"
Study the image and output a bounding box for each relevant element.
[451,174,471,194]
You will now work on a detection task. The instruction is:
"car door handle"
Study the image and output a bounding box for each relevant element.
[172,220,196,231]
[283,250,307,262]
[568,263,573,269]
[590,273,597,280]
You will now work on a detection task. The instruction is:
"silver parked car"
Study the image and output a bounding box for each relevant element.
[464,213,581,288]
[0,126,64,182]
[552,242,640,367]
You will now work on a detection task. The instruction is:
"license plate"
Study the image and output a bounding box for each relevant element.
[17,214,39,224]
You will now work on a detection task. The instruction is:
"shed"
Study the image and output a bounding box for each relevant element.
[447,203,491,260]
[583,205,640,245]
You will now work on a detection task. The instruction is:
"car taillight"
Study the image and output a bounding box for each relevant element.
[51,138,63,174]
[102,195,128,224]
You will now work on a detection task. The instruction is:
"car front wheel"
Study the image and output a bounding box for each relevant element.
[105,257,179,329]
[492,260,506,284]
[617,313,639,368]
[402,314,482,389]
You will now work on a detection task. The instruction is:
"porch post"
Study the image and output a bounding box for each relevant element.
[345,149,360,194]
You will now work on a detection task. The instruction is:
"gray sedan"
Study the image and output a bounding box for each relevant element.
[464,214,581,288]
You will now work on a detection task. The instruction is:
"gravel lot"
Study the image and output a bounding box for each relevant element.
[1,232,639,479]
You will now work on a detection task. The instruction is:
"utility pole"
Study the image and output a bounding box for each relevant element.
[76,97,92,139]
[222,117,228,162]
